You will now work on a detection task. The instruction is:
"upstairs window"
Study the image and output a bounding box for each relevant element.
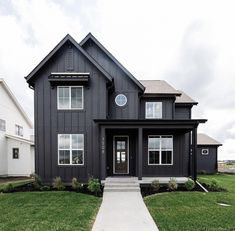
[58,134,84,165]
[57,86,83,110]
[15,124,23,137]
[115,94,127,107]
[148,135,173,165]
[0,119,6,131]
[146,102,162,119]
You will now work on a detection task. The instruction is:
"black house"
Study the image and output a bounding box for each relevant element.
[25,33,207,184]
[197,133,222,174]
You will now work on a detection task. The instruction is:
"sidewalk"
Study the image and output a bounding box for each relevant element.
[92,191,159,231]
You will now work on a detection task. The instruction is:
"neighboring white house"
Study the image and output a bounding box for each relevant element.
[0,78,34,176]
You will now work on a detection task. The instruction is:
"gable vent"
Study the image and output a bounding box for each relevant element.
[65,46,74,71]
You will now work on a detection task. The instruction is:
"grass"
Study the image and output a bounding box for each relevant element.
[145,174,235,231]
[0,191,101,231]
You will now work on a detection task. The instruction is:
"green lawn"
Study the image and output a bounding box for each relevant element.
[0,191,101,231]
[145,174,235,231]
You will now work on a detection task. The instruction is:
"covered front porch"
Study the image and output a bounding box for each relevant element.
[95,119,206,181]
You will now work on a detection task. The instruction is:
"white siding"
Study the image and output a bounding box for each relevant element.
[0,81,34,176]
[6,138,33,176]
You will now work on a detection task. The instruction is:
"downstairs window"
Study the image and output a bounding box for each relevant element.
[148,135,173,165]
[58,134,84,165]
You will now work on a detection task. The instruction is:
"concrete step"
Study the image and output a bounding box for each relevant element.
[105,183,139,188]
[104,187,140,192]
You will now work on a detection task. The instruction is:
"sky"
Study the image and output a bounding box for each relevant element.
[0,0,234,160]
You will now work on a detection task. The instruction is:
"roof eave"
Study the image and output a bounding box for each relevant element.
[80,33,145,92]
[25,34,113,86]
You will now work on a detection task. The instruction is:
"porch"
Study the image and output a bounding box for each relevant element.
[95,119,207,181]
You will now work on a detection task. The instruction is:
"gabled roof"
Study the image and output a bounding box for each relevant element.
[197,133,222,146]
[25,34,113,85]
[80,33,145,91]
[0,79,33,128]
[175,90,198,105]
[139,80,181,96]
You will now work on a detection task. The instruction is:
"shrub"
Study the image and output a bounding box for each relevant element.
[2,183,14,193]
[168,178,178,191]
[185,178,195,191]
[71,178,82,191]
[151,180,160,192]
[52,177,65,191]
[32,173,42,190]
[198,178,226,192]
[40,185,50,191]
[88,177,101,195]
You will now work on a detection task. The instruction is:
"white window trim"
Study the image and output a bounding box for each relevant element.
[145,102,162,119]
[201,149,209,155]
[58,134,84,166]
[148,135,173,165]
[115,94,127,107]
[15,124,23,137]
[0,119,6,132]
[57,86,84,110]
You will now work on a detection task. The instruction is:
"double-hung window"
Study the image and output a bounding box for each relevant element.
[57,86,83,109]
[15,124,23,137]
[148,135,173,165]
[146,102,162,119]
[0,119,6,131]
[58,134,84,165]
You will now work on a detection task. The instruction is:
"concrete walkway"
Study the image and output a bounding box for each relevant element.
[91,191,159,231]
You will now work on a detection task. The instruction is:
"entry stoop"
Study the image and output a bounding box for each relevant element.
[103,177,140,192]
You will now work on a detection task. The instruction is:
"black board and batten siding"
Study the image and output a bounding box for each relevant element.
[34,42,108,183]
[28,34,202,184]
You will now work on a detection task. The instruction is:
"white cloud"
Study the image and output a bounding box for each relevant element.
[0,0,235,160]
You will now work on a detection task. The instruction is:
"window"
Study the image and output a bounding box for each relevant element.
[15,125,23,137]
[146,102,162,119]
[115,94,127,107]
[58,134,84,165]
[57,86,83,109]
[201,149,209,155]
[148,135,173,165]
[13,148,19,159]
[0,119,6,131]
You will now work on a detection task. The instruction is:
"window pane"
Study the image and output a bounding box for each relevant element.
[149,151,160,164]
[161,137,173,149]
[0,119,6,131]
[59,150,70,164]
[146,103,154,118]
[72,134,83,149]
[58,87,70,109]
[148,137,160,149]
[71,87,82,109]
[117,141,125,150]
[154,102,162,118]
[58,134,70,149]
[72,150,83,164]
[162,151,172,164]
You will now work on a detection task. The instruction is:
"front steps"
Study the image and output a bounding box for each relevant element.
[103,178,140,192]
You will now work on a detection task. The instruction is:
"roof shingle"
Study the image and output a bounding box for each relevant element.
[197,133,222,146]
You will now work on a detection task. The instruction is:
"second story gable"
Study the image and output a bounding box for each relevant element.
[26,33,198,122]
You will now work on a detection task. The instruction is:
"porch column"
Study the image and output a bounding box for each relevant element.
[192,127,197,181]
[100,126,106,181]
[138,127,143,180]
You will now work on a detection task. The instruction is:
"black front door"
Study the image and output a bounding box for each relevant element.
[114,136,128,174]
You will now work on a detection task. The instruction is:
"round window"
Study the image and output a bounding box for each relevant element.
[115,94,127,107]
